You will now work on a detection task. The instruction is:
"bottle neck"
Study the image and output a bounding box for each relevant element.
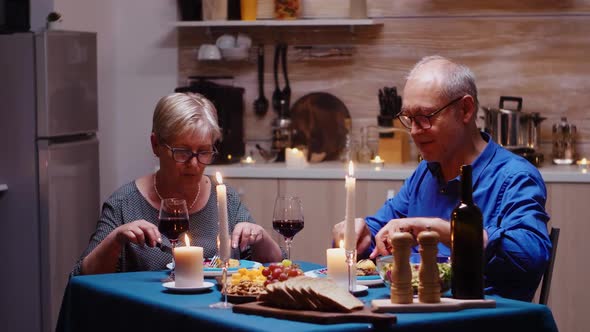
[460,165,473,204]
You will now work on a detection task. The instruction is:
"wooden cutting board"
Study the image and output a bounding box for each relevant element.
[233,301,396,327]
[372,297,496,313]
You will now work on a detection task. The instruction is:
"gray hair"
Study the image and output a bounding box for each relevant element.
[152,92,221,144]
[407,55,479,108]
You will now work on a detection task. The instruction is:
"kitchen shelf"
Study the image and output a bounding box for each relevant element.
[173,18,381,27]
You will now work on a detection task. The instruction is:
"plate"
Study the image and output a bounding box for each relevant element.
[304,268,383,286]
[351,284,369,295]
[162,281,214,293]
[166,260,262,277]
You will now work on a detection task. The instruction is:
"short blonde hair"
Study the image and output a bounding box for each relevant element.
[152,92,221,144]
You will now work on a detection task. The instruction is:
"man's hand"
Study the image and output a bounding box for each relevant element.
[369,217,451,259]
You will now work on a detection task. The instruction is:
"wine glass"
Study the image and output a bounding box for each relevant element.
[272,196,304,260]
[158,198,189,283]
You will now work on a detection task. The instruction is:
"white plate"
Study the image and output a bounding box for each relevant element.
[162,281,214,293]
[304,269,384,286]
[352,284,369,295]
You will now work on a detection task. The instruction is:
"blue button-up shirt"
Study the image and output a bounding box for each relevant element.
[366,132,551,301]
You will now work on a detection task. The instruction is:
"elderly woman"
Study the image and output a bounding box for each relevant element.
[74,93,282,275]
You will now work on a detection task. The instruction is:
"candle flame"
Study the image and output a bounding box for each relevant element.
[339,239,344,249]
[246,156,252,162]
[215,171,223,184]
[348,161,354,177]
[185,234,190,247]
[581,158,588,165]
[292,147,299,153]
[373,155,383,162]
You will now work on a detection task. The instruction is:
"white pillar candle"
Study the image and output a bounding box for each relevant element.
[344,161,356,251]
[327,247,348,288]
[215,172,231,261]
[174,234,204,287]
[285,147,308,168]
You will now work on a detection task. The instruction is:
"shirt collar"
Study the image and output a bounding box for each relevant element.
[426,132,495,189]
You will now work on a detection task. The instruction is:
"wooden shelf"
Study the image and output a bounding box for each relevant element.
[173,18,381,27]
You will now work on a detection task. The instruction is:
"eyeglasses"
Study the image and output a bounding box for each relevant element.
[162,143,218,165]
[397,96,464,130]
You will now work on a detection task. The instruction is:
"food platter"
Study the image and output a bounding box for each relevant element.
[166,259,261,277]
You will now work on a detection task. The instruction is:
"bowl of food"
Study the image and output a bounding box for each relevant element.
[377,253,451,293]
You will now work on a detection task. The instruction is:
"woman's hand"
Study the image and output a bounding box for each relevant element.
[114,220,162,248]
[231,222,267,252]
[332,218,372,254]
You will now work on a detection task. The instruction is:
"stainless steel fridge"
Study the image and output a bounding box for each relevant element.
[0,30,100,332]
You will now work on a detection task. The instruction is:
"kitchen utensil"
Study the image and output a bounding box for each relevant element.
[280,43,291,116]
[552,117,576,165]
[481,96,546,150]
[255,144,278,162]
[253,45,268,117]
[272,44,282,114]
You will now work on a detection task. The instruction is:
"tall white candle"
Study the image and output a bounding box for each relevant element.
[344,161,356,251]
[327,245,348,288]
[174,234,204,287]
[216,172,231,261]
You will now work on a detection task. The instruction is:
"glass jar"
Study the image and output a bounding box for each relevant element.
[552,117,576,165]
[274,0,301,19]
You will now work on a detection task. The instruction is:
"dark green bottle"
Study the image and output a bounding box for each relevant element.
[451,164,484,299]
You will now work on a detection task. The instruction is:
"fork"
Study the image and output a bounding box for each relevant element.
[209,254,221,268]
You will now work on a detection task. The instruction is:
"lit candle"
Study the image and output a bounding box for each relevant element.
[240,155,256,166]
[285,147,308,168]
[577,158,589,173]
[344,161,356,251]
[327,240,348,288]
[216,172,231,261]
[370,155,385,170]
[173,234,204,287]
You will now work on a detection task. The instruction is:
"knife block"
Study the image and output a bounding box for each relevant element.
[378,121,410,164]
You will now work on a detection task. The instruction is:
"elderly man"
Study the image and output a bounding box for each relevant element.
[333,55,551,301]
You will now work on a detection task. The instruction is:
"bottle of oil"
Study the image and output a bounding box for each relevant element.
[450,164,484,299]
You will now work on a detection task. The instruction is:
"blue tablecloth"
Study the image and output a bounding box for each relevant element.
[57,262,558,332]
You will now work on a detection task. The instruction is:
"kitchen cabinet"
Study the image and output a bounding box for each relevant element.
[544,183,590,332]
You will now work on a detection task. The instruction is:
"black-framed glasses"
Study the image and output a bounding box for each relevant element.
[397,95,465,130]
[162,143,218,164]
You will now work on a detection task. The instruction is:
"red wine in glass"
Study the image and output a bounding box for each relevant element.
[158,217,189,241]
[272,196,304,260]
[272,219,304,239]
[158,198,189,282]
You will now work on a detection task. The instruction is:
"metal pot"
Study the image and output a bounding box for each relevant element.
[481,96,545,151]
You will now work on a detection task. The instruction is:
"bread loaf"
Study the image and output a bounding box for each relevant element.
[258,276,364,313]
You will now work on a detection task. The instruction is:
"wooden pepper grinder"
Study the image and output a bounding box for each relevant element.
[390,229,414,304]
[418,226,441,303]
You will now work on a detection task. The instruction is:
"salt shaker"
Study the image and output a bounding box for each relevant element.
[390,229,414,304]
[418,227,441,303]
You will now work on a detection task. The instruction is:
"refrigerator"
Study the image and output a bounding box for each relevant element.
[0,31,100,332]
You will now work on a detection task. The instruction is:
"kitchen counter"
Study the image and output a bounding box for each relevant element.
[205,161,590,183]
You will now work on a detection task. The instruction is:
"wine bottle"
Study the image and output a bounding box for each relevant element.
[450,164,484,299]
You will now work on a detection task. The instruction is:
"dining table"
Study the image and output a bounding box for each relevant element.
[56,261,558,332]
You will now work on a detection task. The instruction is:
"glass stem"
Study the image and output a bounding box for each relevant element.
[222,260,229,306]
[170,239,177,279]
[285,237,293,260]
